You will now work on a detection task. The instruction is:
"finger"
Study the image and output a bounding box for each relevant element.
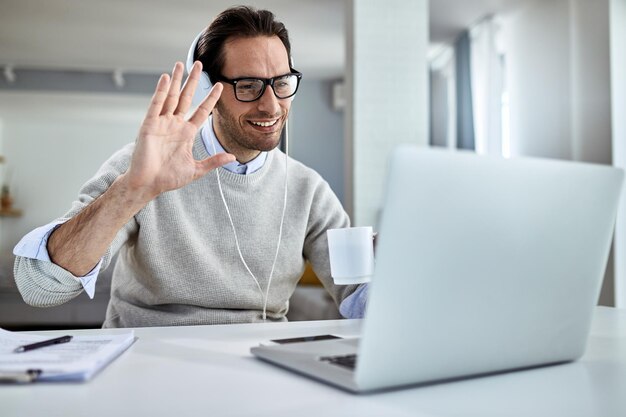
[188,83,224,128]
[160,62,185,116]
[145,73,171,120]
[175,61,202,116]
[195,152,236,178]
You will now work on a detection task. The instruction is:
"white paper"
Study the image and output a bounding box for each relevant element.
[0,327,135,381]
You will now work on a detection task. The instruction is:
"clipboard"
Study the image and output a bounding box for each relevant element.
[0,328,135,383]
[0,369,41,384]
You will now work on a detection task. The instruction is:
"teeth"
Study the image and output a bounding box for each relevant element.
[251,120,278,127]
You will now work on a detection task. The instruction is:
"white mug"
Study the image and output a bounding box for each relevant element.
[326,226,375,285]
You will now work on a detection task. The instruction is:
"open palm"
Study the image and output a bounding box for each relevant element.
[127,61,235,200]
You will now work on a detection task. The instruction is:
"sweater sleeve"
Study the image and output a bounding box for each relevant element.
[13,143,138,307]
[13,220,104,299]
[302,179,361,310]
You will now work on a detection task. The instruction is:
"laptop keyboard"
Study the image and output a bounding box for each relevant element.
[320,354,358,370]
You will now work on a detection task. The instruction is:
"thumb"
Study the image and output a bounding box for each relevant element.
[195,153,236,178]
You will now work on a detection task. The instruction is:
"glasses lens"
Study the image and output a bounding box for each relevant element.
[273,74,298,98]
[235,79,264,101]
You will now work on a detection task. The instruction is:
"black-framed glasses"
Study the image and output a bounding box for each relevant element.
[217,69,303,102]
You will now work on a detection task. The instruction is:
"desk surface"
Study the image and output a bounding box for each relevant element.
[2,307,626,417]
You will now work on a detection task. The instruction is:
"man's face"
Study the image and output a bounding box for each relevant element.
[213,35,293,162]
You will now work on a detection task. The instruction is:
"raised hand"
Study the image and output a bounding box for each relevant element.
[124,61,235,202]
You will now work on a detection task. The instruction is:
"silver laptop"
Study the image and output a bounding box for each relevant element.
[251,146,624,393]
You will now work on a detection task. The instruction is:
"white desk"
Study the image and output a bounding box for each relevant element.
[2,306,626,417]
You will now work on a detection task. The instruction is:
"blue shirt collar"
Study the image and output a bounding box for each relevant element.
[200,116,267,175]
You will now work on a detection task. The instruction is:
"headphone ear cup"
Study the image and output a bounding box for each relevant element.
[186,30,214,109]
[191,70,213,109]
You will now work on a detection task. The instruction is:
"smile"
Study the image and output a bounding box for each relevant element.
[249,119,279,127]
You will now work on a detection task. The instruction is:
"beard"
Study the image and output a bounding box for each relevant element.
[214,101,286,155]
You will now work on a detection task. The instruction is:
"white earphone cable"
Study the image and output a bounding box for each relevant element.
[211,130,288,321]
[263,127,289,319]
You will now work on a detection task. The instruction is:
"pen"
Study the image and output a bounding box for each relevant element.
[14,335,73,353]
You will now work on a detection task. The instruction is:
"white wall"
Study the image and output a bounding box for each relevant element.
[611,0,626,307]
[0,92,148,255]
[501,0,611,163]
[501,0,573,160]
[570,0,612,164]
[346,0,429,227]
[500,0,614,304]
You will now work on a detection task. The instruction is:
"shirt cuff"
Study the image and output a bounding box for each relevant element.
[339,284,369,319]
[13,220,102,299]
[13,220,65,262]
[77,259,102,299]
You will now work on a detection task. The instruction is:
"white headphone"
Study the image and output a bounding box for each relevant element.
[186,29,290,321]
[185,30,213,108]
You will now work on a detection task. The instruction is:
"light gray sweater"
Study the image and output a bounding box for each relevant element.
[14,134,357,327]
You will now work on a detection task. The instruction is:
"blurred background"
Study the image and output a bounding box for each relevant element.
[0,0,624,329]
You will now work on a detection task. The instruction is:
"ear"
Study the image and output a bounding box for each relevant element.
[185,30,214,108]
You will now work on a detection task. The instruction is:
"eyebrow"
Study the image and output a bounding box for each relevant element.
[222,70,294,80]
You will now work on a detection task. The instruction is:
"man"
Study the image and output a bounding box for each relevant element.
[13,6,367,327]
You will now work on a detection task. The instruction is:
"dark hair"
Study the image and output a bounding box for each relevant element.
[195,6,292,84]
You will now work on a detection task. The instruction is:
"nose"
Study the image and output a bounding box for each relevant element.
[256,84,281,115]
